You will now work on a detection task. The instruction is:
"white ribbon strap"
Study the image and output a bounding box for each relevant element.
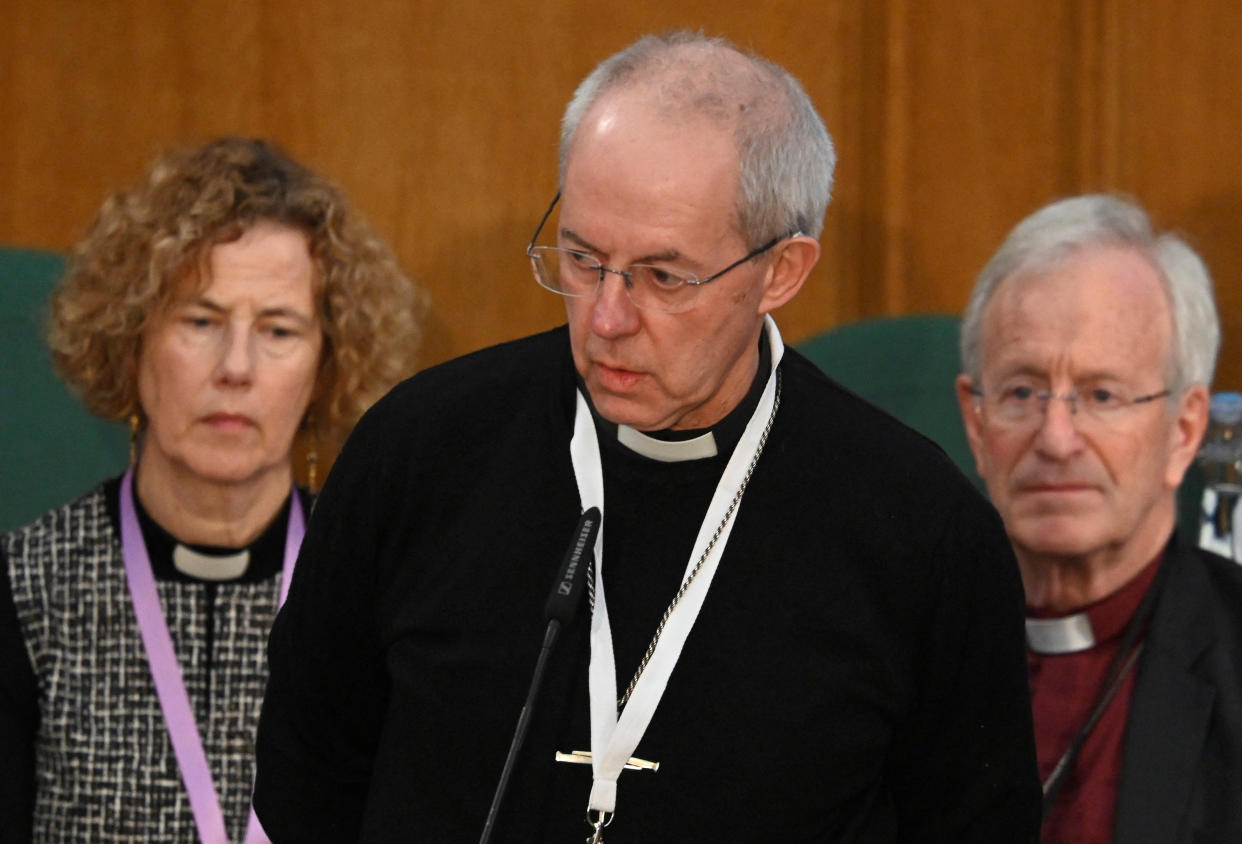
[571,316,785,816]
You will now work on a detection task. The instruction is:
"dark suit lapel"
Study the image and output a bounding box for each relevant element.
[1114,542,1217,844]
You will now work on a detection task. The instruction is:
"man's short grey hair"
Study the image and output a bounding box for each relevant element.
[558,31,836,249]
[960,193,1220,394]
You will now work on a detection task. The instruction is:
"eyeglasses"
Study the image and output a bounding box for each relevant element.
[525,192,798,314]
[969,382,1172,428]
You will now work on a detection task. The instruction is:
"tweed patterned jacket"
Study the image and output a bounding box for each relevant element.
[3,484,285,843]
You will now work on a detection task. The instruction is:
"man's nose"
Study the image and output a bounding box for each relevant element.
[1032,394,1083,458]
[589,271,641,338]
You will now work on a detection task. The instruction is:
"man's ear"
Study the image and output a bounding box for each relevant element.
[1165,383,1210,489]
[955,373,988,478]
[758,236,820,314]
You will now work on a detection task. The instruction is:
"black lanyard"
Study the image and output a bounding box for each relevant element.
[1040,556,1170,817]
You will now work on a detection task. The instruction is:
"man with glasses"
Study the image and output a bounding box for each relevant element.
[956,193,1242,843]
[255,31,1040,841]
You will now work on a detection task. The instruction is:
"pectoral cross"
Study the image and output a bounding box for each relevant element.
[554,749,660,772]
[554,751,659,843]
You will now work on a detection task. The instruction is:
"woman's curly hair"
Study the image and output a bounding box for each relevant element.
[49,136,423,455]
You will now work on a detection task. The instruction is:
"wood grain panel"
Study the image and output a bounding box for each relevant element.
[1108,0,1242,389]
[887,1,1087,315]
[2,0,1241,395]
[0,0,867,370]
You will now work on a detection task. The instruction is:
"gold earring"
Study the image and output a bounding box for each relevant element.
[128,414,141,464]
[305,420,319,492]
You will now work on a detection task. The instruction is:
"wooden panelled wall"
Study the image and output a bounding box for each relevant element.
[3,0,1241,388]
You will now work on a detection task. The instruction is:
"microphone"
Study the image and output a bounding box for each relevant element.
[544,506,600,631]
[478,507,601,844]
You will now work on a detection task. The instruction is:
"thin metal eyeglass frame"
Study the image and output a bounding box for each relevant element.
[525,191,796,293]
[967,385,1172,420]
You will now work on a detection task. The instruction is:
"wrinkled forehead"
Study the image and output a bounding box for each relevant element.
[979,246,1174,383]
[562,99,744,250]
[156,221,318,318]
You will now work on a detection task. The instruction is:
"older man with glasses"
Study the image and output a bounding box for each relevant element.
[255,31,1040,842]
[956,193,1242,843]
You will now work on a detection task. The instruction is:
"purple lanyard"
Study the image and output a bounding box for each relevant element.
[120,467,303,843]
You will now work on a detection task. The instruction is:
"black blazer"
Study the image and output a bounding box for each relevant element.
[1116,534,1242,843]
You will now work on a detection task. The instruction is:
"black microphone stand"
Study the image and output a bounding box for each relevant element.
[478,508,600,844]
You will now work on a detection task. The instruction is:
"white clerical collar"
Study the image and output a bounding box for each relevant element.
[615,425,718,462]
[1025,613,1096,654]
[172,545,251,581]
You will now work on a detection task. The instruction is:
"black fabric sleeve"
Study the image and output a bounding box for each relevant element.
[253,400,402,842]
[0,548,37,844]
[891,490,1042,842]
[254,331,570,841]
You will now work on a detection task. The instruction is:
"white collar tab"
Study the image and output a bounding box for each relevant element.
[172,545,251,581]
[615,425,718,462]
[1026,613,1096,654]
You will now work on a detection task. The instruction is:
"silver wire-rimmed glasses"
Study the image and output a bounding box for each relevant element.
[525,192,799,314]
[968,382,1172,429]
